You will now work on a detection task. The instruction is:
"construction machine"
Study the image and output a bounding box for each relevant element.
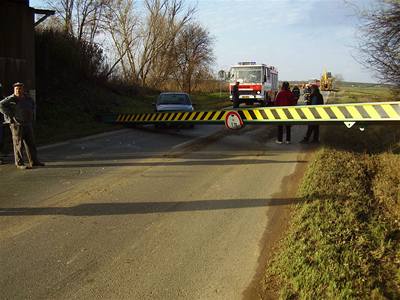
[320,69,334,91]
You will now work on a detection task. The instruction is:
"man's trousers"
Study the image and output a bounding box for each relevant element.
[10,123,38,166]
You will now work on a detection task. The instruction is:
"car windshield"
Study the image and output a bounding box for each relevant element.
[230,67,262,83]
[157,94,191,105]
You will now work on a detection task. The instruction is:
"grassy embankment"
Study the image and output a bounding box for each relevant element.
[32,84,230,145]
[264,83,400,299]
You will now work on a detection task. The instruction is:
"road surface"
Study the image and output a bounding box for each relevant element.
[0,123,312,299]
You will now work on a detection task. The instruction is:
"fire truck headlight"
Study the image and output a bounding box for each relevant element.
[257,91,260,94]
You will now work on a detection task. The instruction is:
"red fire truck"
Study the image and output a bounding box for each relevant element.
[229,62,278,106]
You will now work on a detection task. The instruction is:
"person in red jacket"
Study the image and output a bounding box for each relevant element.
[274,81,296,144]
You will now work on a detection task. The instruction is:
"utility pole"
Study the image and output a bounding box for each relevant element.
[218,70,226,100]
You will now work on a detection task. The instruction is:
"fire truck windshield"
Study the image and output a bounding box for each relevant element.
[230,67,262,83]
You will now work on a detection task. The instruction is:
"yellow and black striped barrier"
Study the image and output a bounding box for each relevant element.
[104,102,400,129]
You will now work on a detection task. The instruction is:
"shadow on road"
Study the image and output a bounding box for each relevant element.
[42,159,308,169]
[0,198,305,216]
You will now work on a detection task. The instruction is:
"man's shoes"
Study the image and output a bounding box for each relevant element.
[300,139,309,144]
[32,162,45,167]
[275,140,283,144]
[285,140,291,144]
[17,164,31,170]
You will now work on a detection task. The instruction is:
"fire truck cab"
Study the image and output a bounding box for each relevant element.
[229,62,278,106]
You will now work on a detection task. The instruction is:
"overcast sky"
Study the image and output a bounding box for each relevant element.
[30,0,377,83]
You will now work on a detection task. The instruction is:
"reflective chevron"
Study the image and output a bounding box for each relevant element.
[114,110,228,124]
[109,102,400,125]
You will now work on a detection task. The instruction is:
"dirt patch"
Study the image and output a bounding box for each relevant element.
[242,149,315,300]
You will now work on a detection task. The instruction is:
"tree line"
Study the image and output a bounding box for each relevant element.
[38,0,400,94]
[40,0,214,94]
[358,0,400,90]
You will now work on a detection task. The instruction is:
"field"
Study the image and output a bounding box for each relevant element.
[263,83,400,299]
[329,82,395,103]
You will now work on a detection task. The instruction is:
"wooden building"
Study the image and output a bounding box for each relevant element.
[0,0,53,98]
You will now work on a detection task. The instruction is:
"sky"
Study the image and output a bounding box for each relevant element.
[30,0,377,83]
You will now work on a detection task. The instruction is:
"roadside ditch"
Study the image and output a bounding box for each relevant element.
[262,124,400,299]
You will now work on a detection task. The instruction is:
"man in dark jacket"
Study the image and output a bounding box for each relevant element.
[303,84,312,104]
[232,81,240,108]
[292,85,300,102]
[0,82,44,169]
[300,85,324,143]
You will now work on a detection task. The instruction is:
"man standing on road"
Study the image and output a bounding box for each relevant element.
[300,84,324,143]
[232,81,240,108]
[292,85,300,102]
[303,84,312,104]
[275,81,297,144]
[0,82,45,169]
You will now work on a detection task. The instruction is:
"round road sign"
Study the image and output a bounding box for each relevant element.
[225,111,244,130]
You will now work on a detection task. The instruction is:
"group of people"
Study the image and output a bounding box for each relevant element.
[231,80,324,144]
[0,82,44,169]
[274,81,324,144]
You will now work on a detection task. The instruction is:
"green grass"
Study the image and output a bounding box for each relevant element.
[110,91,231,113]
[33,82,157,145]
[191,92,231,110]
[268,149,400,299]
[264,84,400,299]
[30,84,230,146]
[329,83,395,104]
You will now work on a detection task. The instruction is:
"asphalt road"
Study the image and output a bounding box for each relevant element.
[0,123,311,299]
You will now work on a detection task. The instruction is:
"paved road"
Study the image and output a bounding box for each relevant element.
[0,123,311,299]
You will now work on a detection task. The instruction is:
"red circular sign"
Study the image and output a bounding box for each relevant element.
[225,111,244,130]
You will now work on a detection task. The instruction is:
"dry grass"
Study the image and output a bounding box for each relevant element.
[264,84,400,299]
[330,82,395,103]
[372,154,400,222]
[267,149,400,299]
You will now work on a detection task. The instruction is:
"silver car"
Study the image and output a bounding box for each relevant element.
[155,92,194,112]
[154,92,195,128]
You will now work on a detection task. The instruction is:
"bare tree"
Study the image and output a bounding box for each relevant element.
[358,0,400,87]
[103,0,139,82]
[75,0,109,43]
[137,0,196,87]
[172,22,214,93]
[48,0,74,34]
[49,0,108,43]
[48,0,214,90]
[102,0,195,86]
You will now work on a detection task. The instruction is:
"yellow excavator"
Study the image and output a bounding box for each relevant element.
[320,69,334,91]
